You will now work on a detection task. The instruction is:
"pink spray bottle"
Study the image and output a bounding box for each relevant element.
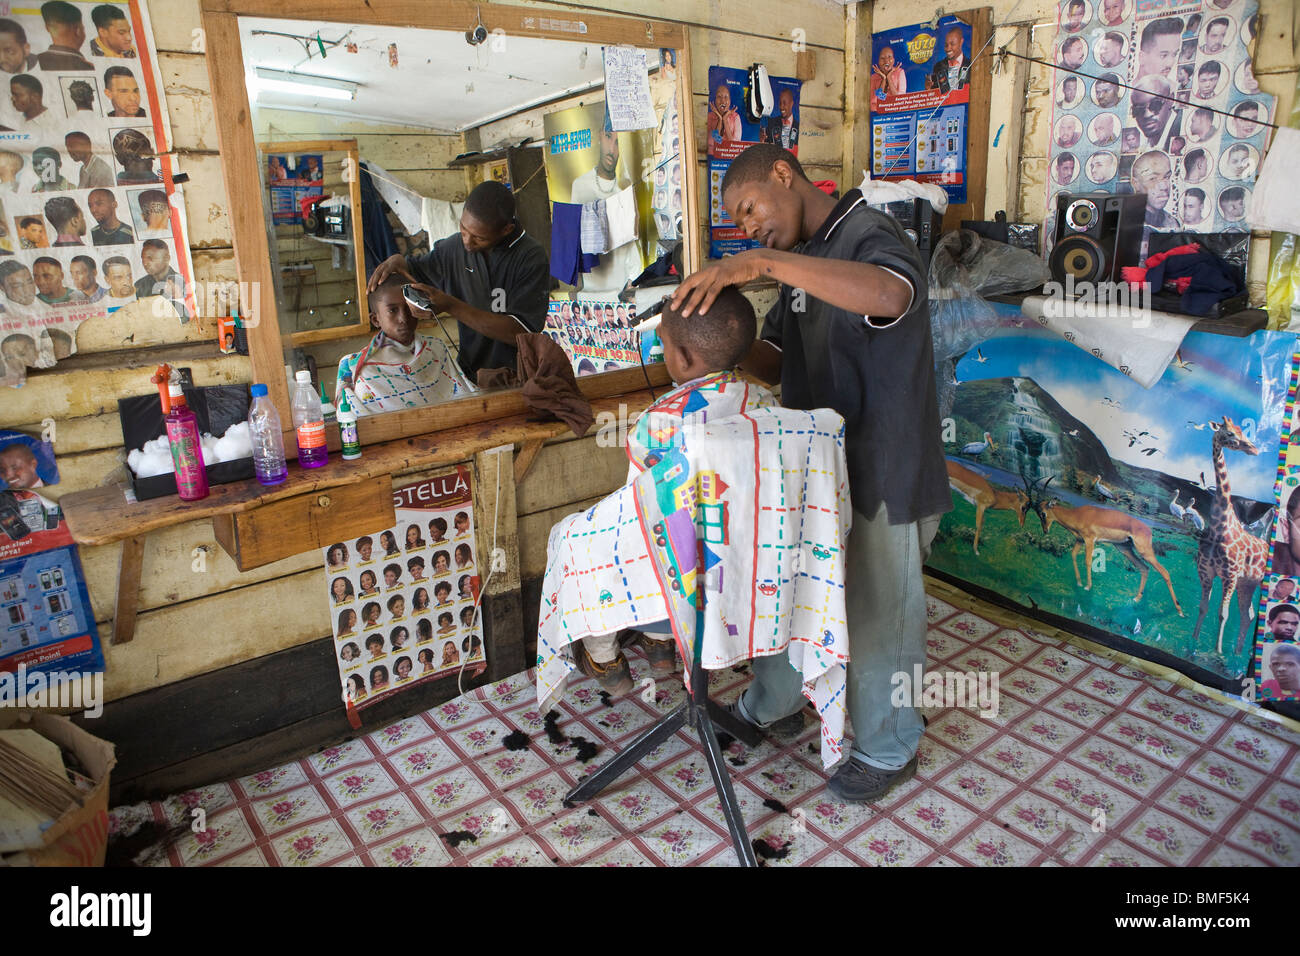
[157,365,209,501]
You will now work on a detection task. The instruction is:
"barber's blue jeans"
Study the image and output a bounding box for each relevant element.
[741,504,941,771]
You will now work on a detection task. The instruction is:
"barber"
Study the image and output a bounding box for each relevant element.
[368,180,549,379]
[670,144,951,803]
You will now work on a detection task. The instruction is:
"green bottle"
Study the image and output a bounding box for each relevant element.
[337,388,361,460]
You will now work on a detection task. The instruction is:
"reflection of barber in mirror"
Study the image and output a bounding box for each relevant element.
[367,180,549,381]
[114,130,160,185]
[90,3,136,58]
[104,65,144,117]
[336,274,475,416]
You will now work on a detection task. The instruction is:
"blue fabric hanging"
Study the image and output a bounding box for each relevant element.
[359,161,399,276]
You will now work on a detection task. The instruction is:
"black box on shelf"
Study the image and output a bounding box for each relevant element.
[117,378,253,500]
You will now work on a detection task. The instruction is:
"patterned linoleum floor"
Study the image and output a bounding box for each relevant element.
[109,591,1300,866]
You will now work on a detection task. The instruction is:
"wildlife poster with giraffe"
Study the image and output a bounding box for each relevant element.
[927,310,1295,690]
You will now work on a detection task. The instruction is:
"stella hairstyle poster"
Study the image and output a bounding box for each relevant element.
[322,467,483,713]
[0,489,102,678]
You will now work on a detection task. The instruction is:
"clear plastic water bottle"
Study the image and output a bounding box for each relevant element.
[292,370,330,468]
[248,383,288,485]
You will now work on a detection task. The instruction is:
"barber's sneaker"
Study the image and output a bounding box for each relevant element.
[826,754,919,804]
[574,645,635,697]
[639,635,677,677]
[722,694,807,741]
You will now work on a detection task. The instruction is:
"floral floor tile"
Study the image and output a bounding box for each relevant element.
[916,737,964,778]
[978,735,1055,782]
[214,847,267,867]
[327,854,362,867]
[1122,808,1210,864]
[1023,646,1093,683]
[562,681,615,715]
[596,778,681,830]
[469,835,556,867]
[483,675,532,710]
[1071,743,1168,796]
[446,716,513,757]
[926,595,959,623]
[846,817,934,867]
[926,710,1000,753]
[1185,753,1266,799]
[250,784,331,836]
[344,791,426,845]
[998,668,1063,706]
[995,795,1084,846]
[925,629,968,662]
[1086,842,1164,867]
[1015,711,1088,750]
[944,645,1015,677]
[747,820,827,867]
[748,756,823,802]
[501,703,556,735]
[322,762,398,807]
[307,738,373,776]
[950,822,1039,866]
[633,731,693,770]
[269,817,353,867]
[937,764,1021,811]
[1074,667,1144,706]
[370,827,454,867]
[587,698,658,741]
[1031,767,1140,829]
[439,799,521,851]
[388,739,465,785]
[426,696,491,729]
[236,760,308,800]
[1099,714,1197,770]
[1043,690,1115,729]
[475,746,554,788]
[895,790,977,843]
[1201,842,1269,866]
[1283,750,1300,785]
[413,766,492,818]
[658,755,721,800]
[160,783,236,827]
[536,808,621,862]
[1156,779,1239,830]
[939,612,1000,642]
[585,842,657,866]
[1128,689,1226,744]
[978,628,1042,663]
[1257,780,1300,828]
[639,818,723,865]
[175,807,256,866]
[813,851,860,866]
[1225,811,1300,864]
[1213,726,1293,774]
[981,692,1032,728]
[370,716,435,754]
[695,781,772,833]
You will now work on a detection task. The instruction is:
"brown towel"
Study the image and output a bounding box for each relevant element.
[475,333,595,438]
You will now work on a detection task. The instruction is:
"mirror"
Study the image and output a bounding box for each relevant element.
[232,13,691,425]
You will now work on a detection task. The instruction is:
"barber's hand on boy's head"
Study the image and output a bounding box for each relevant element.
[367,254,414,292]
[670,249,767,317]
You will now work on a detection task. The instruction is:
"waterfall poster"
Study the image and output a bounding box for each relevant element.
[926,305,1295,697]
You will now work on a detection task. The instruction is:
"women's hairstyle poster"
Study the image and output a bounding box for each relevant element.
[867,16,972,205]
[324,466,483,714]
[705,66,802,258]
[1044,0,1274,260]
[0,489,103,682]
[0,0,197,390]
[543,295,642,377]
[265,153,323,226]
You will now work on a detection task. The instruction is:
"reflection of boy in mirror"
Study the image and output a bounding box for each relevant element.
[103,66,144,117]
[91,4,136,58]
[367,180,548,381]
[336,274,473,416]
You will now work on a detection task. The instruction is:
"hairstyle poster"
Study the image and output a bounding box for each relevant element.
[1044,0,1275,261]
[0,0,197,390]
[867,16,972,205]
[323,467,483,716]
[543,294,643,377]
[705,65,803,258]
[0,489,103,679]
[265,153,323,226]
[1254,576,1300,701]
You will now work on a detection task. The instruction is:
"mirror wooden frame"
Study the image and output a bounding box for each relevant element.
[257,138,370,347]
[201,0,698,432]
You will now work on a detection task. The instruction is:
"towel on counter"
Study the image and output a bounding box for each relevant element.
[475,332,594,438]
[536,373,852,768]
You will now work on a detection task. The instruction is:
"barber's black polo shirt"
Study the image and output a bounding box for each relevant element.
[405,224,549,379]
[760,188,951,525]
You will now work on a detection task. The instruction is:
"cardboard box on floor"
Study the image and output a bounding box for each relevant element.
[0,714,116,867]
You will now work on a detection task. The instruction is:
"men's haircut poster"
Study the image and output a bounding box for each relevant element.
[0,0,198,390]
[705,66,802,258]
[1258,341,1300,701]
[0,490,103,679]
[1043,0,1274,260]
[266,153,323,226]
[543,294,644,377]
[868,16,972,205]
[324,467,483,715]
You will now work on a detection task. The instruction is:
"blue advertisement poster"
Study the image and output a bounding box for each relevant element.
[266,153,324,226]
[705,66,802,257]
[928,304,1296,694]
[869,15,972,204]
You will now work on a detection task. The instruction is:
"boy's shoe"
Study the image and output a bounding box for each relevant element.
[826,754,919,804]
[574,644,635,696]
[639,634,677,677]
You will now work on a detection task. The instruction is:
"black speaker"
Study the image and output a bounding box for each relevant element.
[868,198,944,265]
[1048,192,1146,285]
